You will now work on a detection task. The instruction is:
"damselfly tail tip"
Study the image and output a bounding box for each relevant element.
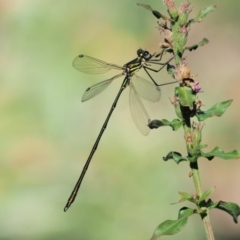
[64,203,71,212]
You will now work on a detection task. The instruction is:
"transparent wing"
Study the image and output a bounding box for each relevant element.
[131,75,161,102]
[129,82,150,136]
[73,54,123,74]
[82,73,123,102]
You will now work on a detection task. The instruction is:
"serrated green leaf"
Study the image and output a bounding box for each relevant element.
[185,38,209,51]
[198,187,215,203]
[196,99,233,121]
[148,119,182,131]
[163,151,188,164]
[188,5,217,25]
[201,147,240,160]
[216,201,240,223]
[136,3,168,20]
[151,207,195,239]
[175,86,196,110]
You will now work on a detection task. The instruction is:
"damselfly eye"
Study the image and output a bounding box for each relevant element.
[143,51,151,60]
[137,49,143,56]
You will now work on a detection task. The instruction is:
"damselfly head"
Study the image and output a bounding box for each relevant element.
[79,54,84,58]
[137,49,152,60]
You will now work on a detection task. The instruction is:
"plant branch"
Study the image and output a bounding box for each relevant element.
[181,105,215,240]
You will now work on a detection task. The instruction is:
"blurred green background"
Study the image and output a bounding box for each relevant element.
[1,0,240,239]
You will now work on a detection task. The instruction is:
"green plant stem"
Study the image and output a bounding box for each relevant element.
[190,162,215,240]
[181,107,215,240]
[190,162,202,196]
[202,211,215,240]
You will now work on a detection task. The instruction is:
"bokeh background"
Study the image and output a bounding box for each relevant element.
[1,0,240,239]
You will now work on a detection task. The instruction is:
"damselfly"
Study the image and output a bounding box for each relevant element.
[64,49,176,211]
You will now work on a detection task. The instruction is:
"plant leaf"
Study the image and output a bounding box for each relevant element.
[163,151,188,164]
[198,187,215,203]
[136,3,168,20]
[167,63,175,78]
[208,200,219,210]
[148,119,182,131]
[196,99,233,121]
[201,147,240,160]
[188,155,199,163]
[178,192,194,203]
[216,201,240,223]
[175,86,196,110]
[136,3,153,11]
[151,207,195,239]
[185,38,209,51]
[188,5,217,25]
